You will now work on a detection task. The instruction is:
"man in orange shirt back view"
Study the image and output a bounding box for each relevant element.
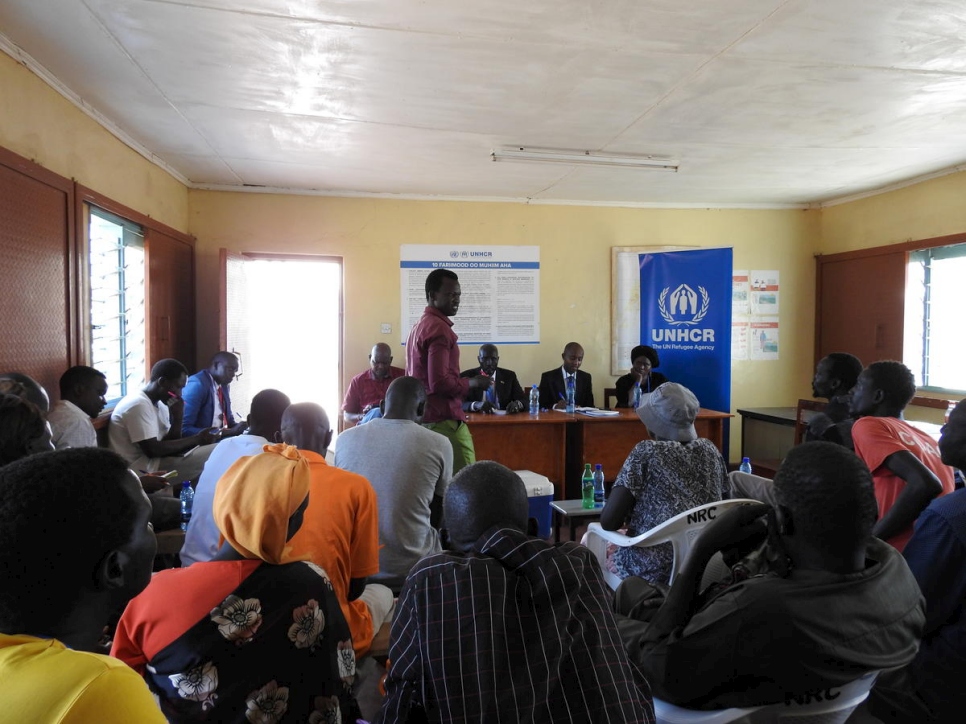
[282,402,393,658]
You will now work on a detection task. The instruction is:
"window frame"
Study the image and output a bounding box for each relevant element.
[74,185,196,419]
[816,230,966,397]
[907,243,966,394]
[87,204,146,402]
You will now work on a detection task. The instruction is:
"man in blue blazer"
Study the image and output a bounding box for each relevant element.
[182,352,246,437]
[460,344,527,414]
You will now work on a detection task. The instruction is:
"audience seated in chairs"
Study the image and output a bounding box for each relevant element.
[600,382,728,585]
[112,444,360,723]
[0,448,164,723]
[615,442,924,710]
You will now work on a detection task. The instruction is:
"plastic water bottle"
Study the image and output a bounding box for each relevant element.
[566,376,576,413]
[180,481,194,532]
[529,384,540,415]
[632,381,642,408]
[593,464,605,507]
[739,456,753,475]
[581,464,595,509]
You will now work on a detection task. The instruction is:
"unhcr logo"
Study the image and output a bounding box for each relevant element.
[653,283,716,343]
[658,284,709,326]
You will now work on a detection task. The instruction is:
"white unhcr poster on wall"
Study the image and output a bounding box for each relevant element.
[400,245,540,345]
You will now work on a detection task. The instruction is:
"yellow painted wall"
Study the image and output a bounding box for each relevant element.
[820,170,966,254]
[0,51,188,232]
[189,191,820,460]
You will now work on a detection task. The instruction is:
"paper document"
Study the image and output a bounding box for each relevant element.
[577,408,620,417]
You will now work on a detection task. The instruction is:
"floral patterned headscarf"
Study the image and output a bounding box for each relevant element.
[212,443,311,564]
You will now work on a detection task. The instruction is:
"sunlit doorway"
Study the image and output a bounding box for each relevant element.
[220,251,343,439]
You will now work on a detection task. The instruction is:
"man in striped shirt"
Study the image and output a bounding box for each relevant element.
[378,461,654,724]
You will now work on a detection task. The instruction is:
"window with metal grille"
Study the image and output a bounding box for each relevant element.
[89,206,146,401]
[905,243,966,392]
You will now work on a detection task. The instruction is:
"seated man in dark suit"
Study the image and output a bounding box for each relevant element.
[460,344,526,414]
[181,351,246,437]
[538,342,594,410]
[616,442,924,710]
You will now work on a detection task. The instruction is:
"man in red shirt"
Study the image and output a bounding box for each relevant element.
[850,360,955,551]
[405,268,490,473]
[342,343,405,424]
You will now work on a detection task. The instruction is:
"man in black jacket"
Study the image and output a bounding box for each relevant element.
[539,342,594,410]
[460,344,526,414]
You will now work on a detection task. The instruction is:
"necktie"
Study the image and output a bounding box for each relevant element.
[487,379,498,409]
[217,386,226,428]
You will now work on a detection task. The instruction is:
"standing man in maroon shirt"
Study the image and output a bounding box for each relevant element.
[406,269,490,473]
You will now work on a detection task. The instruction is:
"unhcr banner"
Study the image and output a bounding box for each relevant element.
[639,248,732,415]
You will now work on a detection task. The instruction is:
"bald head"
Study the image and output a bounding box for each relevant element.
[280,402,332,457]
[247,389,291,439]
[443,462,528,553]
[383,376,426,422]
[0,373,50,415]
[369,343,394,380]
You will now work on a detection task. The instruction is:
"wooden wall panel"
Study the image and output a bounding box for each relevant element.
[0,147,75,398]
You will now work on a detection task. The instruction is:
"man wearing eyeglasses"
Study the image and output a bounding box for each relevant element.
[182,351,247,438]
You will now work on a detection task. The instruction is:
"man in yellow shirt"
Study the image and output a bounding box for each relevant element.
[0,447,165,723]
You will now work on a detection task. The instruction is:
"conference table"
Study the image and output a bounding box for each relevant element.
[467,407,731,499]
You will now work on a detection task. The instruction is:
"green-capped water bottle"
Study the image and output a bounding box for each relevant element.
[581,464,594,509]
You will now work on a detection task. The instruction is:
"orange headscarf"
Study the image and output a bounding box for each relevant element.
[212,443,310,564]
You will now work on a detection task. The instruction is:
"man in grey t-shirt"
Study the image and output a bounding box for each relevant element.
[335,376,452,591]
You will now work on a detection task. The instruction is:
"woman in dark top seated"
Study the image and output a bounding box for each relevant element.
[615,345,668,408]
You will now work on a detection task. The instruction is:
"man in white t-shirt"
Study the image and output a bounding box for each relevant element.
[335,376,452,591]
[108,359,218,483]
[47,366,108,450]
[181,388,291,566]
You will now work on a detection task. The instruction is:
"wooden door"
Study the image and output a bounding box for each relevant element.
[816,250,906,367]
[147,229,195,368]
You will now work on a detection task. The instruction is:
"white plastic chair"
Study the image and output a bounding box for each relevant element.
[653,671,878,724]
[585,498,761,589]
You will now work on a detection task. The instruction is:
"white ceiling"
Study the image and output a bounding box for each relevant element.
[4,0,966,206]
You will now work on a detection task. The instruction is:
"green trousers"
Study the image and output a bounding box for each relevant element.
[424,419,476,474]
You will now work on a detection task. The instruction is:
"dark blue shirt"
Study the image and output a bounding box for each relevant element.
[902,488,966,719]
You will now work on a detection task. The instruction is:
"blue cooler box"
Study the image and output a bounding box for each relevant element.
[516,470,554,539]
